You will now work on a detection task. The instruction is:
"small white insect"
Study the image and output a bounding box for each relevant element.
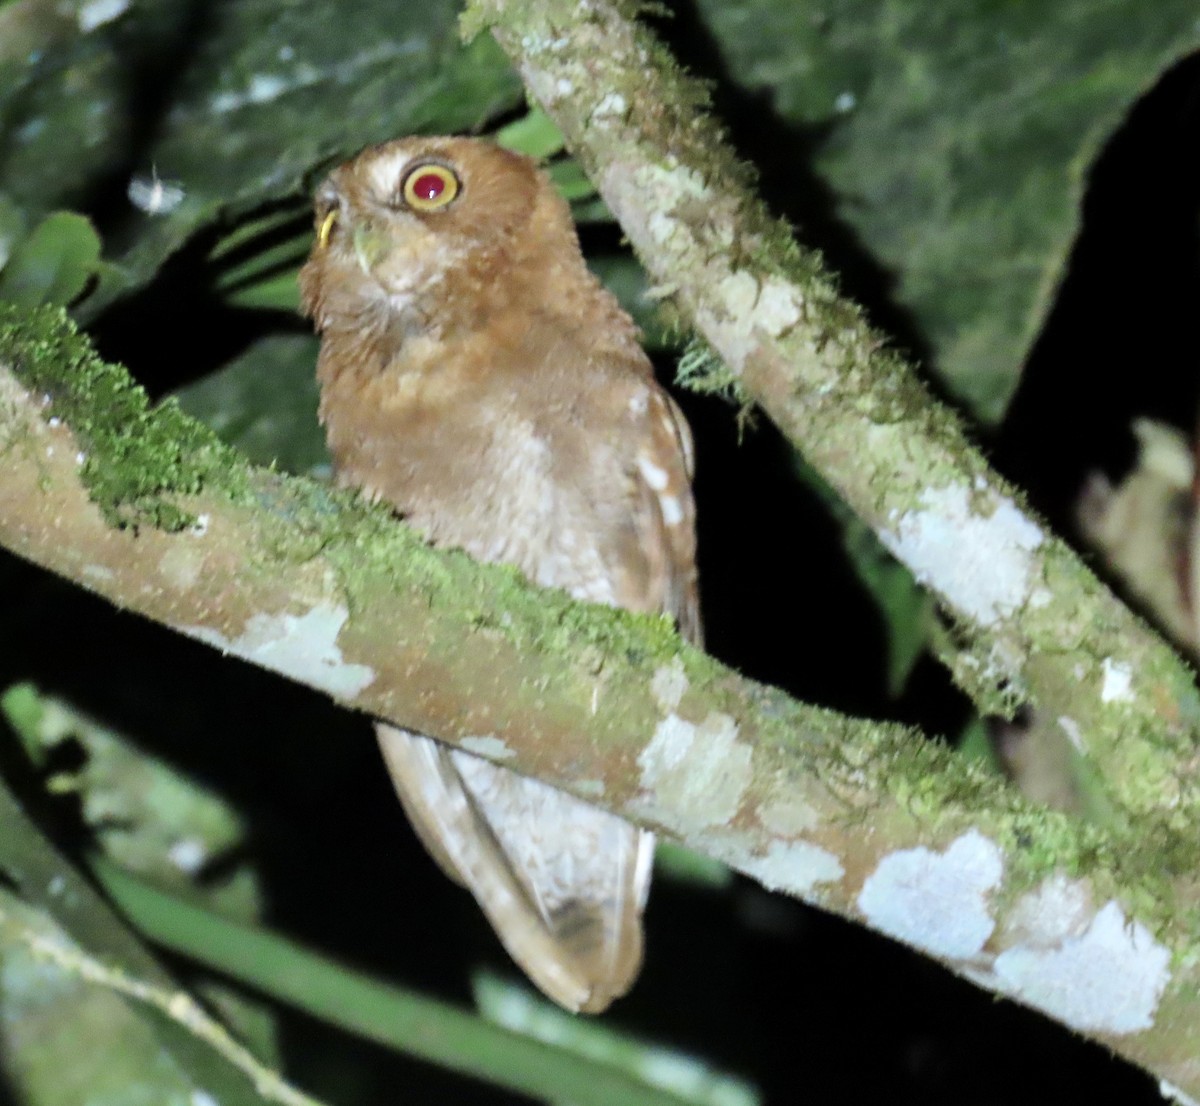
[127,169,185,216]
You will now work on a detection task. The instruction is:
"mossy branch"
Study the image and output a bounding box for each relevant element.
[2,306,1200,1091]
[465,0,1200,835]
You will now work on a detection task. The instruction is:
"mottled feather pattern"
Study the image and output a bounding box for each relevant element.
[300,136,701,1012]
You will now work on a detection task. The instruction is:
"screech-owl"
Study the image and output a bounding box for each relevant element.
[299,136,701,1013]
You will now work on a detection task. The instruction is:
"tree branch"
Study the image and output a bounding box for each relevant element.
[1,305,1199,1092]
[464,0,1200,836]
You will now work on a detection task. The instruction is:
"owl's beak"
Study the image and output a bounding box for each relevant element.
[317,209,338,250]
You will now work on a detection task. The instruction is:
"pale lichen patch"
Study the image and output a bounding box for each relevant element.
[857,830,1003,958]
[692,829,841,898]
[1057,716,1085,753]
[1000,874,1093,947]
[592,91,627,118]
[459,735,516,761]
[754,278,802,338]
[992,901,1170,1034]
[738,839,843,895]
[158,543,204,591]
[635,710,751,830]
[1100,657,1134,704]
[650,657,688,713]
[879,484,1044,629]
[1161,1081,1200,1106]
[757,788,820,836]
[181,603,376,699]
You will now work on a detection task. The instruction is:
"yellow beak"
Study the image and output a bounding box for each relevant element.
[317,209,338,249]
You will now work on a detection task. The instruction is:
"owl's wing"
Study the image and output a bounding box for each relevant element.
[638,388,702,646]
[378,378,698,1014]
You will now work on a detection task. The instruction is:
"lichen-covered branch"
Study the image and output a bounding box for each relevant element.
[2,307,1200,1092]
[464,0,1200,834]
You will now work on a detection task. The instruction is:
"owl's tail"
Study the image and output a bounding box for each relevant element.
[375,722,652,1013]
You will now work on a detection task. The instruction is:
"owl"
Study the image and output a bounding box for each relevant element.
[299,136,701,1013]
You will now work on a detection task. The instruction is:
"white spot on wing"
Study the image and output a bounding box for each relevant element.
[638,456,669,491]
[659,495,684,526]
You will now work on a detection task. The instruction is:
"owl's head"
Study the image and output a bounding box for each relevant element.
[299,136,577,332]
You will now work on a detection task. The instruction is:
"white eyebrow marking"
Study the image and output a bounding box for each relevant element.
[368,149,412,197]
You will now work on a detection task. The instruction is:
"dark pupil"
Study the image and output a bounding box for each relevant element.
[412,173,445,201]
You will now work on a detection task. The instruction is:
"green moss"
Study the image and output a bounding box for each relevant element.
[0,304,247,530]
[859,717,1194,938]
[675,337,750,408]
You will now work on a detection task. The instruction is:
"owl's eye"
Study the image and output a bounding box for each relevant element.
[401,163,460,211]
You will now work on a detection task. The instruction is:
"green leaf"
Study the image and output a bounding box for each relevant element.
[94,860,710,1106]
[956,714,1001,771]
[793,454,933,695]
[0,1,185,221]
[654,841,733,889]
[0,775,292,1105]
[473,972,758,1106]
[0,890,202,1106]
[0,682,45,764]
[839,517,935,697]
[173,332,327,475]
[85,0,524,315]
[495,108,567,158]
[688,0,1200,419]
[0,211,101,308]
[0,193,28,270]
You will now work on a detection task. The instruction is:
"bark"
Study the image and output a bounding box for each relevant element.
[2,305,1200,1093]
[464,0,1200,843]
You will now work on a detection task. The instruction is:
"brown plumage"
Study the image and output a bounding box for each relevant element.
[299,136,701,1013]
